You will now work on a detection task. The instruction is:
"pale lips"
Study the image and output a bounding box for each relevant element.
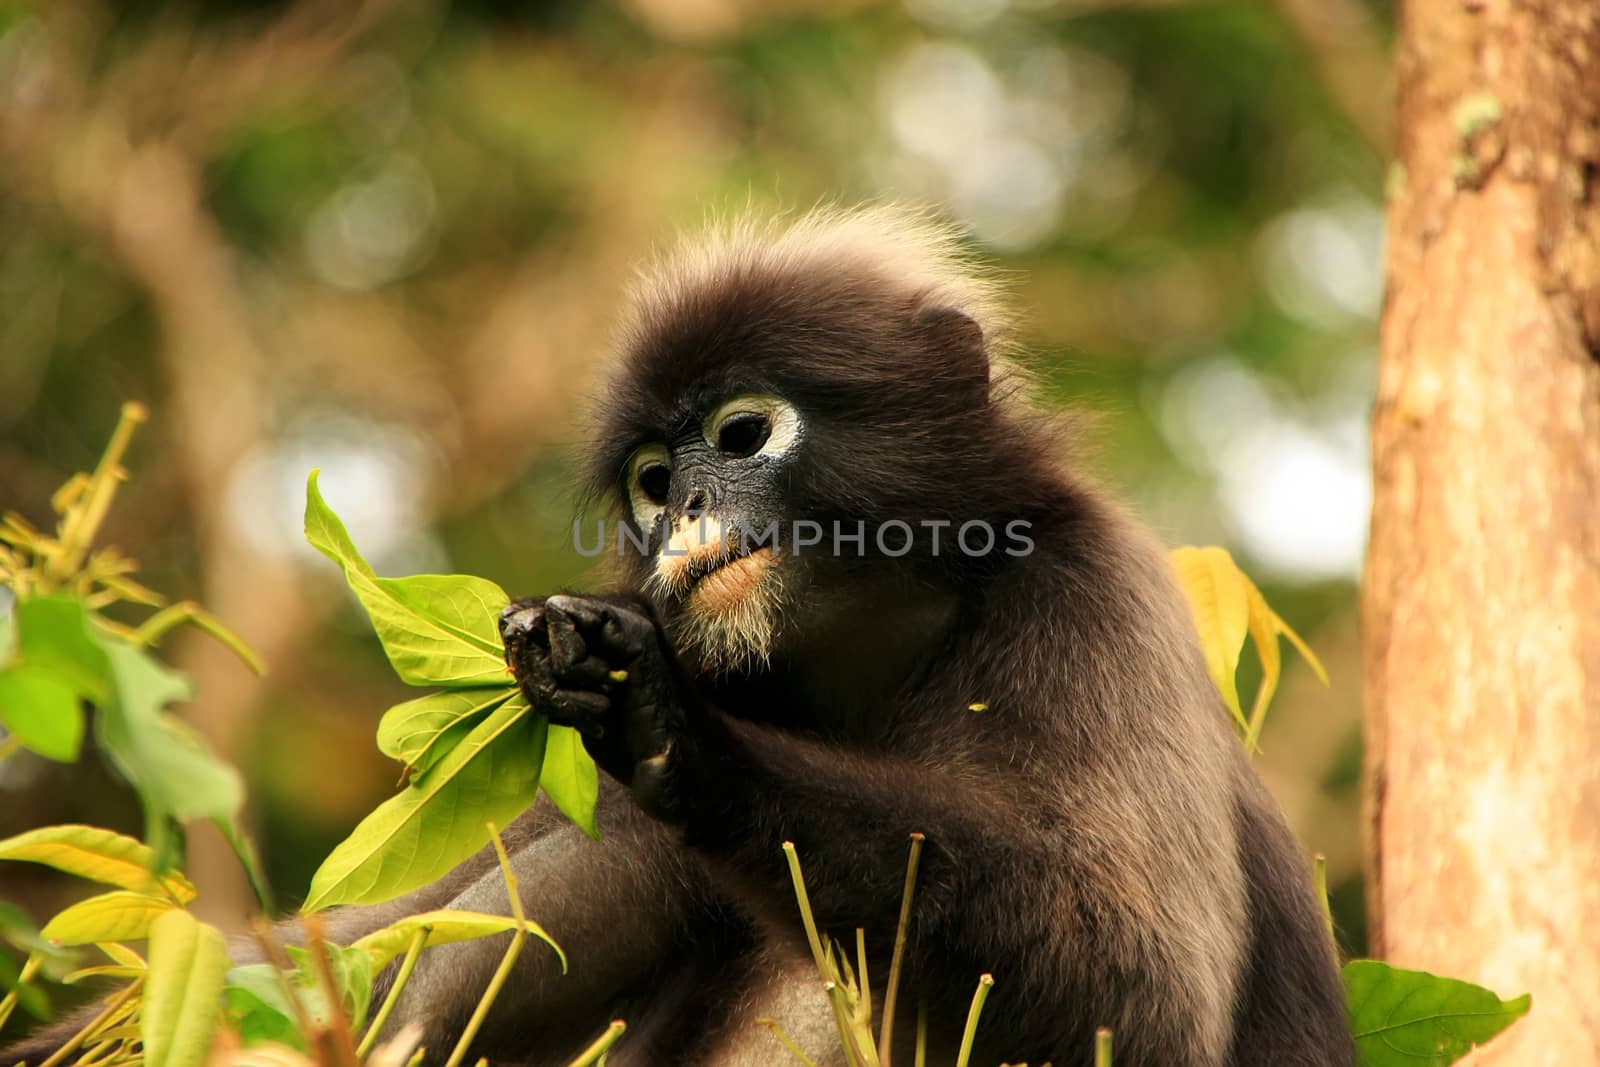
[688,546,778,614]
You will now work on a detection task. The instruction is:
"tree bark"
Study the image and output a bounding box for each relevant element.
[1365,2,1600,1063]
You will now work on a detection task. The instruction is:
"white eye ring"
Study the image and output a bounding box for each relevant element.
[704,394,801,459]
[626,444,671,528]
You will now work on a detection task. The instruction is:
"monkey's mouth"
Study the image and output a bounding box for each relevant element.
[686,546,778,614]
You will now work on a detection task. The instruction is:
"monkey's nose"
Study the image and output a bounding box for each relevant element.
[684,489,708,513]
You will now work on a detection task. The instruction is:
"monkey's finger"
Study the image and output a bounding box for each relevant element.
[549,595,654,667]
[498,598,550,649]
[548,689,610,730]
[545,604,590,675]
[553,654,611,688]
[599,613,652,662]
[548,595,612,638]
[630,744,684,823]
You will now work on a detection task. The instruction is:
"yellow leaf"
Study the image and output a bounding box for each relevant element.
[42,891,178,945]
[99,942,147,968]
[1273,608,1329,686]
[1170,546,1250,729]
[353,909,565,972]
[143,910,229,1067]
[1172,546,1331,753]
[0,824,196,902]
[63,964,145,985]
[1242,585,1282,753]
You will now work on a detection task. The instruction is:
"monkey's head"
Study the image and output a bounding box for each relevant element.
[584,208,1039,674]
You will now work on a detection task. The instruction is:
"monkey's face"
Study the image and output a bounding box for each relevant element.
[619,392,810,673]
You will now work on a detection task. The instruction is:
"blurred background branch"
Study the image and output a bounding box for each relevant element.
[0,0,1388,948]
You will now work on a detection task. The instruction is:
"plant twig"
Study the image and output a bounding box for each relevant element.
[252,917,320,1045]
[303,913,362,1067]
[914,1000,926,1067]
[877,832,924,1065]
[758,1019,819,1067]
[36,977,143,1067]
[47,403,146,587]
[1095,1026,1114,1066]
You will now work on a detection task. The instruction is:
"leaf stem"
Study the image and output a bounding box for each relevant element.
[563,1020,626,1067]
[1314,852,1334,940]
[0,951,41,1031]
[825,982,864,1067]
[853,927,872,1027]
[131,601,264,675]
[359,926,430,1057]
[1095,1027,1113,1067]
[782,841,830,977]
[953,974,993,1067]
[443,824,528,1067]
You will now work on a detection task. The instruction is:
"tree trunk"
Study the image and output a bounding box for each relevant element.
[1364,2,1600,1063]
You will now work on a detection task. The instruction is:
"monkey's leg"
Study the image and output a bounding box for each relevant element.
[373,777,716,1066]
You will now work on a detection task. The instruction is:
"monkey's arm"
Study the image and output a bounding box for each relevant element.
[503,595,1026,950]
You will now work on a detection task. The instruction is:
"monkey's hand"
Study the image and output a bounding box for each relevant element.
[499,594,698,822]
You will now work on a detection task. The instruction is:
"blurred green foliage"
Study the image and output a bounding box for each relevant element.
[0,0,1384,959]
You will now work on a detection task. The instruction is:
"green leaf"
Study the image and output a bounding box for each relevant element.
[0,593,15,664]
[41,890,178,944]
[0,665,84,761]
[0,945,51,1022]
[12,596,111,706]
[541,724,600,839]
[303,693,545,911]
[378,687,514,777]
[0,825,196,901]
[1345,960,1531,1066]
[143,910,229,1067]
[93,637,244,861]
[304,471,511,687]
[287,941,374,1031]
[224,964,304,1050]
[353,909,565,972]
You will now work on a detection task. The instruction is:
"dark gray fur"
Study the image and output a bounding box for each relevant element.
[3,210,1351,1067]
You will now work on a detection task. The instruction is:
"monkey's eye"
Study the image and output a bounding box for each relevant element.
[626,444,672,525]
[715,412,771,458]
[704,394,801,461]
[637,462,671,505]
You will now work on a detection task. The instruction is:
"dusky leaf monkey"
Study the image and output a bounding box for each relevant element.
[3,208,1351,1067]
